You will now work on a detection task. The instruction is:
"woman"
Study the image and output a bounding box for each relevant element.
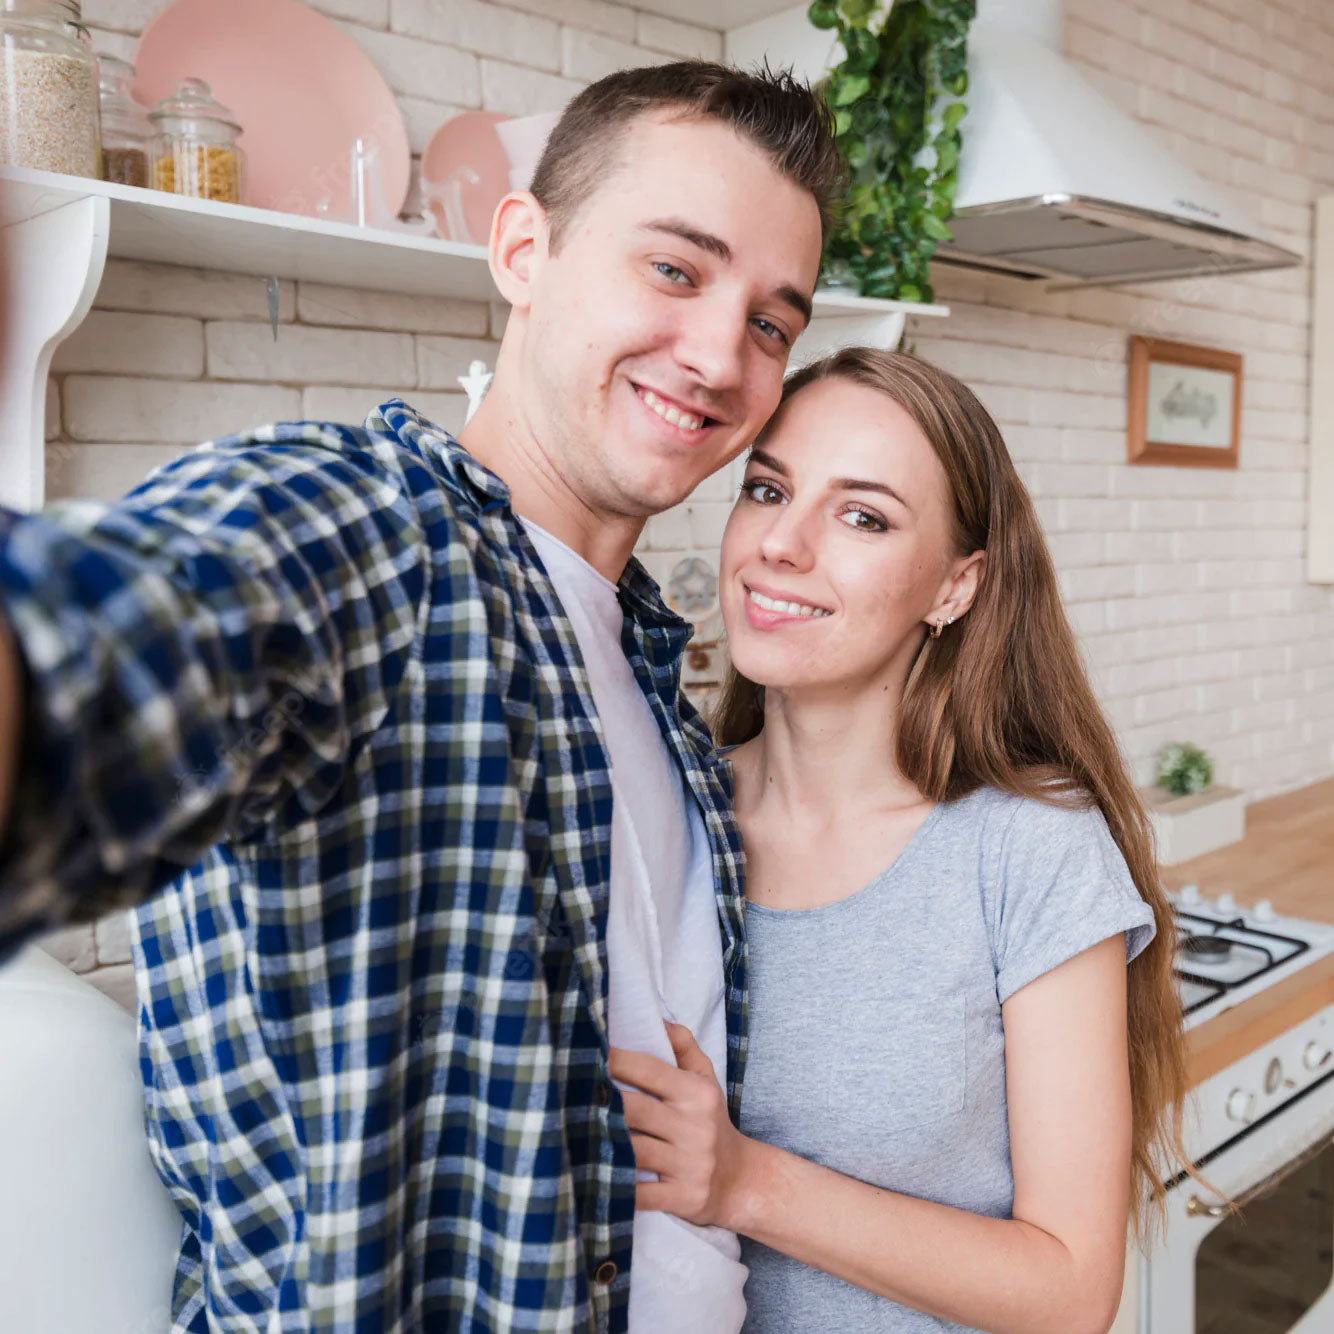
[609,348,1190,1334]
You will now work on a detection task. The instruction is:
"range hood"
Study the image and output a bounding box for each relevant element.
[939,0,1301,286]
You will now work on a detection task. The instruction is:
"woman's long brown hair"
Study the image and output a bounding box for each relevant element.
[711,347,1192,1241]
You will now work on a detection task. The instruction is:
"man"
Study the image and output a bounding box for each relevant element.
[0,62,840,1332]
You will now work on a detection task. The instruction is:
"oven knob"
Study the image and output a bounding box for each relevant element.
[1253,899,1276,923]
[1216,893,1237,913]
[1265,1058,1283,1094]
[1225,1089,1255,1123]
[1179,883,1201,905]
[1303,1043,1331,1072]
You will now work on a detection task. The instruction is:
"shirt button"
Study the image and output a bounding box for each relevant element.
[594,1080,612,1106]
[594,1260,618,1286]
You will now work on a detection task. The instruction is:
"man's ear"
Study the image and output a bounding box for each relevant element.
[488,191,548,311]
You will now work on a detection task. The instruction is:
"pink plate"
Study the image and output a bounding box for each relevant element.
[133,0,411,219]
[421,111,511,246]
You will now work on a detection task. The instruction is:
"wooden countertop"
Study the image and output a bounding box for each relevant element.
[1158,777,1334,1084]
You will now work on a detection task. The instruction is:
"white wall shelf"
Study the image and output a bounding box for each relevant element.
[0,164,495,301]
[0,163,947,509]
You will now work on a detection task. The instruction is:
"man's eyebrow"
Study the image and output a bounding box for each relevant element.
[640,219,813,329]
[777,284,813,329]
[641,218,732,261]
[746,447,914,513]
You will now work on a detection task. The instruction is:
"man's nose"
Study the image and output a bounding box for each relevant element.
[673,299,749,392]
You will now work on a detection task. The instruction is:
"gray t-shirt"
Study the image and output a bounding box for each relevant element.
[738,783,1155,1333]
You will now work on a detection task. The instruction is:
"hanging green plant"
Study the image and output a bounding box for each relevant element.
[811,0,975,303]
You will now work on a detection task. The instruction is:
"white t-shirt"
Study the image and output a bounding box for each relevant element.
[522,518,746,1334]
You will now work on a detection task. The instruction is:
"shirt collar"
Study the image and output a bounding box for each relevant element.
[370,398,694,646]
[368,398,511,510]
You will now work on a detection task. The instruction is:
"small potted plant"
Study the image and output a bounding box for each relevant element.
[1142,742,1246,865]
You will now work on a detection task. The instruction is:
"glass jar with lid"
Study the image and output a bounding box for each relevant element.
[0,0,101,178]
[97,52,150,187]
[149,77,244,204]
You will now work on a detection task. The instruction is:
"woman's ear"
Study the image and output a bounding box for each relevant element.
[488,191,548,311]
[928,549,987,627]
[952,550,986,618]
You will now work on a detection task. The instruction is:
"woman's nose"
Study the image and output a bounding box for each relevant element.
[758,507,816,570]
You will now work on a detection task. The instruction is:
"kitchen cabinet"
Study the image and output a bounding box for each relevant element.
[0,161,947,511]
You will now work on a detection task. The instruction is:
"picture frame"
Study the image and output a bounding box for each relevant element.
[1127,336,1242,468]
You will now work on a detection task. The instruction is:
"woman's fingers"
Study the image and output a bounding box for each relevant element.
[620,1087,675,1140]
[630,1132,675,1176]
[634,1180,678,1214]
[608,1045,688,1100]
[664,1021,714,1077]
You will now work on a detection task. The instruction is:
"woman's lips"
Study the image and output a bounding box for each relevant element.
[741,584,834,630]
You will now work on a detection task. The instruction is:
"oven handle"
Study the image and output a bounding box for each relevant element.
[1185,1129,1334,1218]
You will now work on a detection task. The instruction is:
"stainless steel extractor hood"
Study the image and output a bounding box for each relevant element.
[935,0,1301,287]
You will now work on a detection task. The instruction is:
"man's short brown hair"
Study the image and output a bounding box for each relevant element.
[529,61,844,250]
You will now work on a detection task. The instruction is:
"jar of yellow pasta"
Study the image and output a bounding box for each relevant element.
[148,77,244,204]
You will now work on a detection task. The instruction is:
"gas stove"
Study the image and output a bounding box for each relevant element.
[1168,884,1334,1029]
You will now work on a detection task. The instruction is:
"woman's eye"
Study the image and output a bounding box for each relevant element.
[741,479,784,505]
[654,261,691,284]
[840,507,888,533]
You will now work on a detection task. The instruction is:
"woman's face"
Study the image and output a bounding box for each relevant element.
[719,375,968,696]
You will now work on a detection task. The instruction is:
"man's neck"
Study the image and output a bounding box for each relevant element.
[458,391,644,585]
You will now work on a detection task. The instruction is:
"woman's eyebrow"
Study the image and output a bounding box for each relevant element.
[830,475,913,512]
[746,447,913,513]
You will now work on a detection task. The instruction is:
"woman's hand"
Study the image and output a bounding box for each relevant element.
[608,1021,754,1231]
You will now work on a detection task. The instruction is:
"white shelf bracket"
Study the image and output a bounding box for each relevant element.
[792,312,907,368]
[1,193,109,512]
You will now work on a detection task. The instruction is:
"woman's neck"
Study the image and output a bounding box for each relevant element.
[731,686,930,831]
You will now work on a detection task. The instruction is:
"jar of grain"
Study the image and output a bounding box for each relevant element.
[97,52,150,188]
[0,0,101,178]
[148,77,245,205]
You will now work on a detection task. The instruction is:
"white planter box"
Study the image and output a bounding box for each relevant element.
[1142,784,1247,866]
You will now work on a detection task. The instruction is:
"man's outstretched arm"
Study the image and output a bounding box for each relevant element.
[0,423,429,961]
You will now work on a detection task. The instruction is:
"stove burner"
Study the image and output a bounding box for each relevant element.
[1182,934,1234,960]
[1173,908,1315,1019]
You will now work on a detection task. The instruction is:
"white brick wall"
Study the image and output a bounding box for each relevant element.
[906,0,1334,827]
[37,0,1334,1003]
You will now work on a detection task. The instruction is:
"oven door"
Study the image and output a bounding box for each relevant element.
[1144,1078,1334,1333]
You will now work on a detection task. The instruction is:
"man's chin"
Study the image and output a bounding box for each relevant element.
[612,472,704,520]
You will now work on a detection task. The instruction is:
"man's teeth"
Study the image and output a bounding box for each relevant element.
[748,588,831,618]
[641,387,704,432]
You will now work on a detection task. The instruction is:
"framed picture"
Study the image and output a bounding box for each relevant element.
[1127,336,1242,468]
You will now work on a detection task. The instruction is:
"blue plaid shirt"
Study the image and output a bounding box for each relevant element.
[0,401,747,1332]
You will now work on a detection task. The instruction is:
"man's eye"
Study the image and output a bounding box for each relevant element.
[752,317,789,346]
[741,480,784,504]
[654,261,690,284]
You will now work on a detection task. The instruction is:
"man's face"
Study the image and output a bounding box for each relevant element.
[517,112,824,521]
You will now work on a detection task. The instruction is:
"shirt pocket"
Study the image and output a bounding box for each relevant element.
[824,992,967,1134]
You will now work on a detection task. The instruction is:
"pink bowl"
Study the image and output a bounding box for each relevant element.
[133,0,411,220]
[420,111,511,246]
